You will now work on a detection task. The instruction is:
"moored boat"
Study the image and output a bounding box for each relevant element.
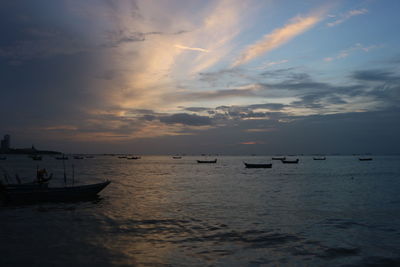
[313,157,326,160]
[1,180,111,203]
[0,156,6,160]
[281,158,299,164]
[272,156,286,160]
[172,156,182,159]
[127,156,141,160]
[359,158,372,161]
[197,159,217,163]
[244,162,272,168]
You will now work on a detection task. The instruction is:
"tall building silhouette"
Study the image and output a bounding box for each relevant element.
[1,134,11,152]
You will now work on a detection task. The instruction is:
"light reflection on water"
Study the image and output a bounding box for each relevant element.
[1,155,400,266]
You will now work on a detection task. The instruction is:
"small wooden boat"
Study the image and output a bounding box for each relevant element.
[359,158,372,161]
[172,156,182,159]
[1,180,110,203]
[281,159,299,164]
[244,162,272,168]
[313,157,326,160]
[272,156,286,160]
[73,156,84,159]
[118,156,127,158]
[127,156,141,160]
[197,159,217,163]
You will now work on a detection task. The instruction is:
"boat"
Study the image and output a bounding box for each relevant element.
[313,157,326,160]
[272,156,286,160]
[359,158,372,161]
[244,162,272,168]
[118,156,127,159]
[197,159,217,163]
[1,180,110,203]
[0,156,6,160]
[172,156,182,159]
[281,159,299,164]
[127,156,141,160]
[73,155,84,159]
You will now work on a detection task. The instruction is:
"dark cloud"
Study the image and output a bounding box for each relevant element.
[352,70,400,82]
[182,107,211,112]
[247,103,287,110]
[159,113,212,126]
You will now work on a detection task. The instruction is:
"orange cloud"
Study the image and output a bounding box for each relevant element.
[232,11,325,67]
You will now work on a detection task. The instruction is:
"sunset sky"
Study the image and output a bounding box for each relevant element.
[1,0,400,154]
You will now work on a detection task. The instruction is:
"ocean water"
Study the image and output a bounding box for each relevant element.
[1,155,400,266]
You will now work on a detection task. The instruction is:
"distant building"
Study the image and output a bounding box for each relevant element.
[0,134,10,152]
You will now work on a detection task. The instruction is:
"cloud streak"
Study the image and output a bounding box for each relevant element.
[324,43,381,62]
[174,44,209,53]
[327,8,368,27]
[232,10,325,67]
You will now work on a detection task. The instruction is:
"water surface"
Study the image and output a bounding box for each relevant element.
[1,155,400,266]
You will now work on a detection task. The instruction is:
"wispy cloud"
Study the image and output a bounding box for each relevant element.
[326,8,368,27]
[324,43,381,62]
[255,59,289,70]
[232,10,325,67]
[174,44,209,53]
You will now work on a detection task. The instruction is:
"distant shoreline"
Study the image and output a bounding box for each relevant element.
[0,148,62,155]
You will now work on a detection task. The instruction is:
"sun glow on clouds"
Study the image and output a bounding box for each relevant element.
[102,0,251,111]
[174,44,209,53]
[232,10,326,67]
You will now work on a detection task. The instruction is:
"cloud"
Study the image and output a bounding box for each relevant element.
[326,8,368,27]
[174,44,209,53]
[323,43,381,62]
[232,10,325,67]
[255,59,289,70]
[351,70,400,82]
[159,113,213,126]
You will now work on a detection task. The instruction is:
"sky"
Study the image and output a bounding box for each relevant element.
[1,0,400,154]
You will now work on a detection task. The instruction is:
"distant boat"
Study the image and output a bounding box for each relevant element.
[118,156,127,159]
[73,156,84,159]
[172,156,182,159]
[0,156,6,160]
[313,157,326,160]
[85,156,94,158]
[359,158,372,161]
[127,156,141,160]
[244,162,272,168]
[1,180,110,203]
[55,155,68,160]
[197,159,217,163]
[281,159,299,164]
[272,156,286,160]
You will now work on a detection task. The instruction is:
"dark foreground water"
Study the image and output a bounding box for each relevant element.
[1,155,400,266]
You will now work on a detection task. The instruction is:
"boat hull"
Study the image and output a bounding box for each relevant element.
[281,159,299,164]
[2,181,110,203]
[244,163,272,168]
[197,159,217,163]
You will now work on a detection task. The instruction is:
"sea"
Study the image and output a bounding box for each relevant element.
[1,155,400,266]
